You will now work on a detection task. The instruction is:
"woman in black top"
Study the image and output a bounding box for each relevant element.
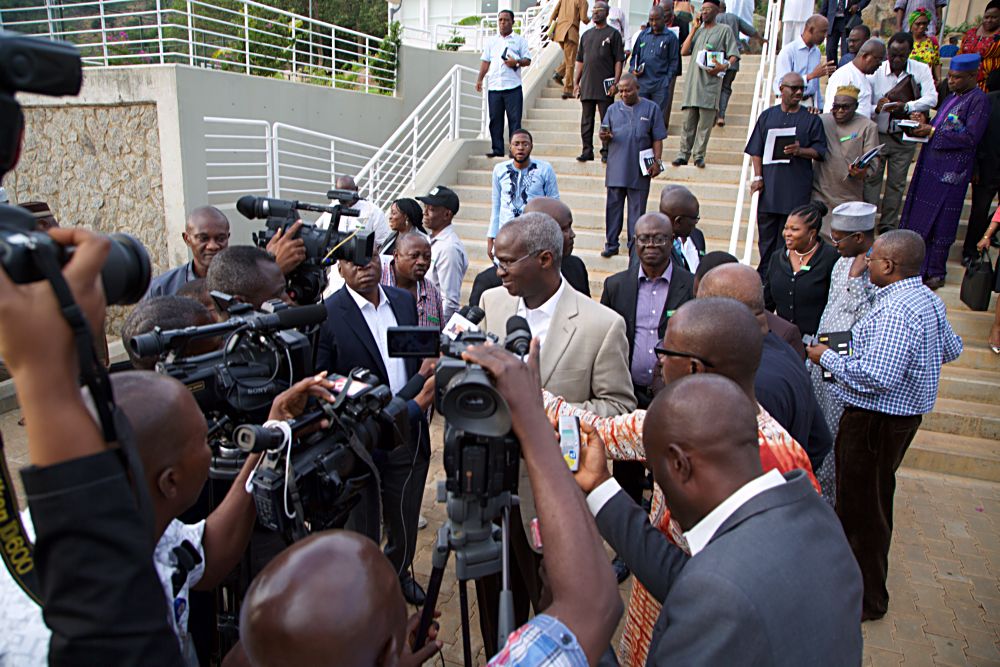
[379,198,427,256]
[766,201,839,336]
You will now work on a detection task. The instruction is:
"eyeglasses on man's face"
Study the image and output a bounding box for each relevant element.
[493,249,541,273]
[654,345,715,368]
[636,234,671,247]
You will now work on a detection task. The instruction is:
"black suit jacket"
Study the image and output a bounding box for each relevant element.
[819,0,870,31]
[600,262,694,368]
[670,228,706,273]
[595,470,863,665]
[316,285,421,383]
[468,255,591,307]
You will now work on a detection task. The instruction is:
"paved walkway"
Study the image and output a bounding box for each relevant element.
[2,412,998,665]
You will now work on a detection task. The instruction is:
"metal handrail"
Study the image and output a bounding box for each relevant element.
[728,0,784,263]
[0,0,397,93]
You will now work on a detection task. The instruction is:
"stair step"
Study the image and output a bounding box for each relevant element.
[902,430,1000,483]
[465,155,745,179]
[938,365,1000,405]
[922,397,1000,440]
[453,213,738,242]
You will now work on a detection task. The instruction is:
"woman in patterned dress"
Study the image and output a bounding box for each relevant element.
[909,8,941,81]
[960,0,1000,91]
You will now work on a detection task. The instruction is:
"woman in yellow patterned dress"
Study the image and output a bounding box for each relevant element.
[909,8,941,81]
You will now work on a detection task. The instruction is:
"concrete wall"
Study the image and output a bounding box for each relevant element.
[7,45,480,264]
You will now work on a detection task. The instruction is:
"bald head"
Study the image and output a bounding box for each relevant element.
[663,297,763,388]
[875,230,925,276]
[854,39,887,74]
[524,196,572,227]
[697,263,766,314]
[334,175,358,192]
[618,71,638,88]
[242,531,407,667]
[643,374,763,530]
[803,14,829,47]
[805,14,828,31]
[184,206,230,276]
[659,185,700,238]
[859,39,886,57]
[780,71,805,88]
[186,205,228,232]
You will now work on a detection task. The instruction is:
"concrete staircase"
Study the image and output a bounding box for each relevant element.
[446,53,1000,483]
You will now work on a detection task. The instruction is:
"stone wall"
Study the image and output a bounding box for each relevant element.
[6,102,167,334]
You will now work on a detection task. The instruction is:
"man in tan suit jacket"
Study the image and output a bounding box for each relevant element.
[474,211,634,654]
[549,0,590,97]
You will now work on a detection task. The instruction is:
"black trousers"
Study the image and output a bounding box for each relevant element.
[488,87,524,156]
[606,186,650,253]
[614,384,654,504]
[835,406,922,618]
[965,169,1000,259]
[826,16,847,65]
[475,504,544,657]
[756,211,788,279]
[662,76,677,131]
[581,97,611,156]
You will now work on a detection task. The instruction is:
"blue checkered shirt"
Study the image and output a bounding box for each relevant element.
[487,615,588,667]
[819,276,963,416]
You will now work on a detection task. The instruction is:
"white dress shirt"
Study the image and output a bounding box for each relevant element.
[586,468,787,556]
[678,237,701,273]
[823,61,876,118]
[481,32,532,91]
[608,7,630,50]
[774,37,824,107]
[515,278,566,349]
[345,284,408,394]
[868,58,938,131]
[428,224,469,321]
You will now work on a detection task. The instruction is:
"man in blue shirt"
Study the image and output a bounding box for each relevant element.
[145,206,230,298]
[807,230,962,622]
[773,14,836,110]
[629,5,680,130]
[476,10,532,158]
[600,73,666,258]
[487,129,560,259]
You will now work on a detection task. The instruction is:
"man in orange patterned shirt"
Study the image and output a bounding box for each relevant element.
[543,297,819,667]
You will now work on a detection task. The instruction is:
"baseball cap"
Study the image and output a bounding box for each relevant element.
[417,185,460,215]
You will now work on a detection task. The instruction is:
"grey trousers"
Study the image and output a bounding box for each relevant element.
[677,107,716,162]
[864,132,917,232]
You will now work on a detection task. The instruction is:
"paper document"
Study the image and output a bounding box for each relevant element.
[762,127,797,165]
[696,50,727,77]
[639,148,659,176]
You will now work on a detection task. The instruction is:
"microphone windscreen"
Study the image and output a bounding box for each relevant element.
[273,303,327,329]
[506,315,530,336]
[235,195,258,219]
[465,306,486,325]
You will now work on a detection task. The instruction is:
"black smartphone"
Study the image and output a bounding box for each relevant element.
[387,326,440,358]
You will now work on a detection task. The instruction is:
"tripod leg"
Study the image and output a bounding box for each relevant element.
[460,580,473,667]
[416,525,451,650]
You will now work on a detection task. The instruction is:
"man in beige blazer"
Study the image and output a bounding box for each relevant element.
[475,211,634,654]
[549,0,590,98]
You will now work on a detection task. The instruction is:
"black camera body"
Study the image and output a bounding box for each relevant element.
[238,194,374,304]
[235,370,410,541]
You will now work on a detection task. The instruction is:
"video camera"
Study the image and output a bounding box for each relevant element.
[238,193,374,304]
[0,32,150,304]
[232,370,410,542]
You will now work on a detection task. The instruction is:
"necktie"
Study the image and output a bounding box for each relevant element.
[673,238,689,270]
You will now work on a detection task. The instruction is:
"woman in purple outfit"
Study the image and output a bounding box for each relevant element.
[899,53,990,289]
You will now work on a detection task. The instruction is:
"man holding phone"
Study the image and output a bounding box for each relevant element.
[865,32,938,233]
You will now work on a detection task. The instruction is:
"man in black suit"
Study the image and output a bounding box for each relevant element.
[660,185,704,274]
[599,211,692,581]
[315,257,433,606]
[574,372,863,665]
[469,197,590,306]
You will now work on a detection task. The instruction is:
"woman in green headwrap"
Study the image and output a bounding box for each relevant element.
[910,7,941,81]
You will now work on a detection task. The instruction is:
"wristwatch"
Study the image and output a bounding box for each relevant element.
[752,176,764,182]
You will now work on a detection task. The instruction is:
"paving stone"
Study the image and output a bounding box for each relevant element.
[868,646,905,667]
[961,628,1000,662]
[925,633,969,666]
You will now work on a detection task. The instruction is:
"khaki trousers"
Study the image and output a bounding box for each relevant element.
[863,132,917,233]
[677,107,716,162]
[555,39,578,95]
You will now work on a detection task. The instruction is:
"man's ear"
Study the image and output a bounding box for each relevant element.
[666,443,693,484]
[157,466,179,500]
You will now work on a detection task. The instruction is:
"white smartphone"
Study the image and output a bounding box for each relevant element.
[559,415,581,472]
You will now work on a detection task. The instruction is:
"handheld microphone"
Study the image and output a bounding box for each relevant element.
[396,373,428,401]
[442,305,486,341]
[504,316,532,357]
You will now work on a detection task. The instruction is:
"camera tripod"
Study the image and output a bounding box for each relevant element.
[416,492,517,667]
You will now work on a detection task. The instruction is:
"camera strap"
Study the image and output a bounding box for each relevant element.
[0,245,158,605]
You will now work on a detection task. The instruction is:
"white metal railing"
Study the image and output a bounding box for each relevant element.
[271,123,379,201]
[355,64,486,211]
[204,117,272,203]
[400,3,554,54]
[0,0,398,94]
[729,0,783,263]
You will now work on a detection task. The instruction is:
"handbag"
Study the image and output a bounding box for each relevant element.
[960,249,995,311]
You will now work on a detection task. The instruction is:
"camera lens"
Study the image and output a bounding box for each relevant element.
[454,386,498,417]
[101,233,151,305]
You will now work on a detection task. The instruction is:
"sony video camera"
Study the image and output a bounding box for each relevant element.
[0,33,150,303]
[232,369,410,542]
[239,193,374,304]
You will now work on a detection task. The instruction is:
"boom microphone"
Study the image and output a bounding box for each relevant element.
[236,195,342,220]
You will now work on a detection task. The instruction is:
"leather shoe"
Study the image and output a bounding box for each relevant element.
[485,152,504,159]
[576,152,595,162]
[671,157,688,167]
[694,159,705,168]
[923,276,944,290]
[553,72,564,84]
[601,247,619,257]
[400,576,426,606]
[561,92,573,99]
[612,556,631,584]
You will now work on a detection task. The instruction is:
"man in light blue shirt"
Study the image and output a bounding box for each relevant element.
[773,14,835,109]
[487,129,559,258]
[477,10,532,158]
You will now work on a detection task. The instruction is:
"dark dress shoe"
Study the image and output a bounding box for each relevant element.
[485,152,504,159]
[612,556,631,584]
[671,157,688,167]
[400,575,426,606]
[553,72,564,84]
[694,159,705,168]
[601,247,619,257]
[561,92,573,99]
[576,152,595,162]
[923,276,944,290]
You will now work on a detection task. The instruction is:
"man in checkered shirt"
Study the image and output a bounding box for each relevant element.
[807,229,963,623]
